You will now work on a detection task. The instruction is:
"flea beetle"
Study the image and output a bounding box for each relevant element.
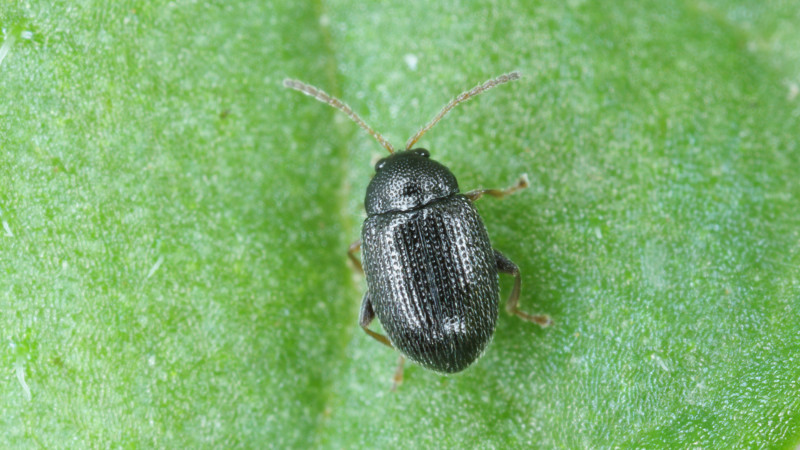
[284,72,551,388]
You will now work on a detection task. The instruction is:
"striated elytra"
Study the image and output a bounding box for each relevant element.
[284,72,552,387]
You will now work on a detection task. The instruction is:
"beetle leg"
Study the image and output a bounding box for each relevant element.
[391,355,406,391]
[360,294,406,390]
[348,239,363,273]
[494,249,553,327]
[359,291,394,348]
[464,173,529,202]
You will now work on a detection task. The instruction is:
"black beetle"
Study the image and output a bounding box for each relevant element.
[284,72,551,387]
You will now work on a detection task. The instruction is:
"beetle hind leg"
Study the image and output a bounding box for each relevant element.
[391,355,406,391]
[359,291,394,348]
[360,292,407,390]
[494,249,553,327]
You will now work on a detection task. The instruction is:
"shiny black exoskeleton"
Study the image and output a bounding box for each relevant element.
[284,72,551,383]
[360,149,499,372]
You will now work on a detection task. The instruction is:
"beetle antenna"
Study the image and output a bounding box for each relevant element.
[405,71,521,151]
[283,79,395,154]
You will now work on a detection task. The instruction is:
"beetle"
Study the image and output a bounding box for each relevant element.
[284,72,551,388]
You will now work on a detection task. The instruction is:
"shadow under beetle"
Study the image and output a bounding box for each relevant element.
[284,72,552,388]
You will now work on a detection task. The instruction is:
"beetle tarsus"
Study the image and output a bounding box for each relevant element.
[391,355,406,391]
[494,249,553,328]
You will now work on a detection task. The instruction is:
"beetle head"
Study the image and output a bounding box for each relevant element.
[365,149,459,215]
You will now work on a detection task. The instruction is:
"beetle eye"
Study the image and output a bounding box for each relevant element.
[375,159,387,171]
[413,148,430,158]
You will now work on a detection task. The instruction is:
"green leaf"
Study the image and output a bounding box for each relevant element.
[2,0,799,447]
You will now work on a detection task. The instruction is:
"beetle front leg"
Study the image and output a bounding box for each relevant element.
[348,239,363,273]
[464,173,529,202]
[359,291,394,348]
[494,249,553,327]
